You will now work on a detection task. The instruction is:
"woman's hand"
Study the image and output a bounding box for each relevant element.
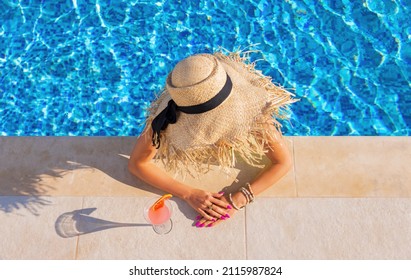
[184,189,231,221]
[195,190,246,228]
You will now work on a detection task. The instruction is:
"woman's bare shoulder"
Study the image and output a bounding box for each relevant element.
[129,129,157,163]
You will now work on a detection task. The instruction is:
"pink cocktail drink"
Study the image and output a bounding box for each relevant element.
[148,204,171,225]
[143,196,173,234]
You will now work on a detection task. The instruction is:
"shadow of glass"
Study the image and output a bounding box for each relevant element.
[55,207,150,238]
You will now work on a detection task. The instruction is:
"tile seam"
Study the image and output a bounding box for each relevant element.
[292,138,299,197]
[74,196,85,260]
[244,208,248,260]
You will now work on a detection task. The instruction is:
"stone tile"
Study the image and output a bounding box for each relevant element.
[246,198,411,259]
[76,197,246,260]
[0,196,83,260]
[0,137,159,197]
[0,136,294,198]
[293,137,411,197]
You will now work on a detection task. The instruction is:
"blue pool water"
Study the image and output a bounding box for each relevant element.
[0,0,410,136]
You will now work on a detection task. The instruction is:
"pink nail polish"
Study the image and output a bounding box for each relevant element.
[227,205,232,210]
[199,223,205,228]
[195,221,201,227]
[221,216,226,220]
[218,191,225,195]
[196,215,201,220]
[225,214,230,218]
[211,218,216,222]
[207,223,213,227]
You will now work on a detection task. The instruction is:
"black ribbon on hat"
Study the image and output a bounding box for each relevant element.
[151,74,232,148]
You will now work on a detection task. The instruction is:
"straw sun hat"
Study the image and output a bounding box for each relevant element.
[146,50,296,176]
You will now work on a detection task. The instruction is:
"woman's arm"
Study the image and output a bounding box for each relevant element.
[230,124,293,208]
[128,129,230,219]
[195,124,292,227]
[128,129,190,198]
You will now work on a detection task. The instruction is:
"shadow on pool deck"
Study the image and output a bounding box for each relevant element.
[0,137,164,215]
[1,136,411,259]
[0,136,264,215]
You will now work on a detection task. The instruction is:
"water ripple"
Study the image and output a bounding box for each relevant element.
[0,0,410,136]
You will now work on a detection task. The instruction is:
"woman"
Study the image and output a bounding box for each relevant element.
[128,50,296,228]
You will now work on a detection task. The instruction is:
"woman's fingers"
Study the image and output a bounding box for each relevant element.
[195,210,216,227]
[195,201,226,223]
[189,189,235,228]
[194,195,236,228]
[202,202,225,218]
[207,204,226,217]
[210,192,231,210]
[195,210,232,228]
[198,191,232,218]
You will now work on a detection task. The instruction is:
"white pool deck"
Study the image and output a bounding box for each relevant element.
[0,136,410,260]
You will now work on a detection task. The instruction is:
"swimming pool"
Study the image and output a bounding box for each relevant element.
[0,0,410,136]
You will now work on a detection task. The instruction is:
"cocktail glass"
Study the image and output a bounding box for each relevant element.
[143,197,173,234]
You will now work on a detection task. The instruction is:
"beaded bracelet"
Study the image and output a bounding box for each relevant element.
[240,187,249,204]
[228,193,244,210]
[241,182,255,202]
[228,182,256,210]
[240,187,254,203]
[245,182,255,197]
